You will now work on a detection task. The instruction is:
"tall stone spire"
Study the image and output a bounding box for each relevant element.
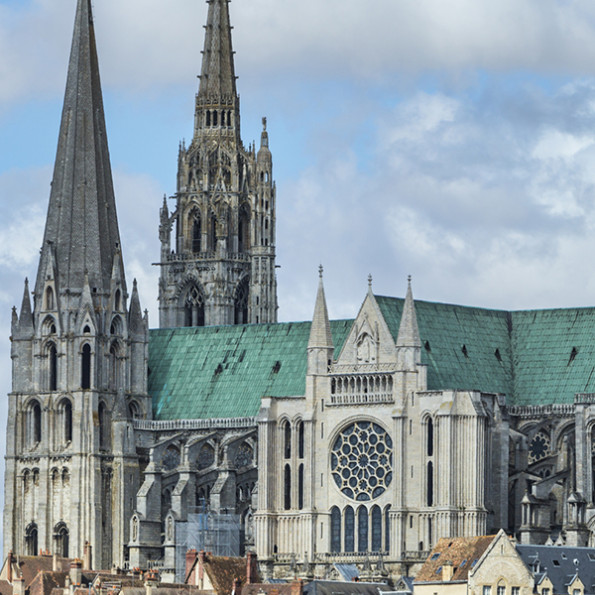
[307,267,334,376]
[198,0,237,101]
[35,0,121,298]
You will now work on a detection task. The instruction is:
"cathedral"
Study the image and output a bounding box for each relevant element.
[5,0,595,584]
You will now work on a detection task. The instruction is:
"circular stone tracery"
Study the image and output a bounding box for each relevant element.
[331,421,393,501]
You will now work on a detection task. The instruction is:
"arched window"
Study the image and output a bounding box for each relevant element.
[209,212,217,251]
[331,507,341,552]
[25,523,38,556]
[128,401,141,420]
[427,461,434,506]
[114,289,121,311]
[27,400,42,446]
[238,207,250,252]
[298,421,304,459]
[184,284,205,327]
[59,399,72,445]
[283,420,291,459]
[344,506,355,552]
[109,341,120,390]
[384,505,391,551]
[357,507,368,552]
[427,418,434,457]
[298,464,304,510]
[48,342,58,391]
[81,344,91,389]
[371,505,382,551]
[45,287,54,310]
[234,277,249,325]
[191,210,202,253]
[284,464,291,510]
[54,523,69,557]
[110,316,122,336]
[98,402,110,450]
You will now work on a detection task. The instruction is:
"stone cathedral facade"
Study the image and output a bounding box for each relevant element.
[7,0,595,584]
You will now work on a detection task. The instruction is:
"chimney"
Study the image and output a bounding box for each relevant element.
[290,579,303,595]
[13,577,24,595]
[83,542,92,571]
[442,561,454,582]
[52,552,59,572]
[144,569,159,595]
[246,552,257,584]
[70,559,83,587]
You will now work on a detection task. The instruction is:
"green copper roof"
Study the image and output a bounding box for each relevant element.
[149,297,595,420]
[149,320,352,420]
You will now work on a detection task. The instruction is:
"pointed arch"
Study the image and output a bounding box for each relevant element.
[58,398,72,445]
[45,286,54,310]
[182,282,205,327]
[238,205,251,252]
[330,507,341,552]
[344,506,355,552]
[25,523,38,556]
[189,207,202,253]
[234,277,249,325]
[54,522,69,557]
[114,288,122,311]
[371,505,382,551]
[357,506,368,552]
[26,399,42,447]
[81,343,92,389]
[109,340,122,390]
[110,315,123,336]
[47,341,58,391]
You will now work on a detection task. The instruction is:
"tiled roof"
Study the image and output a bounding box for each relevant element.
[414,535,497,583]
[148,296,595,419]
[149,321,351,420]
[202,554,258,595]
[303,581,394,595]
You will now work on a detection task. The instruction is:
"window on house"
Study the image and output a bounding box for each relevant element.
[482,587,491,595]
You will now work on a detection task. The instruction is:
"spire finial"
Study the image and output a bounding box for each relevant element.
[318,264,324,279]
[408,274,412,285]
[262,116,267,131]
[368,274,373,288]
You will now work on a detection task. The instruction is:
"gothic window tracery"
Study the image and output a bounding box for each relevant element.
[529,430,551,464]
[233,443,253,469]
[331,421,393,501]
[162,445,181,471]
[198,444,215,470]
[234,277,249,324]
[184,284,205,327]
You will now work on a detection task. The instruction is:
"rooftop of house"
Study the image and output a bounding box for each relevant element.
[516,544,595,594]
[414,534,497,583]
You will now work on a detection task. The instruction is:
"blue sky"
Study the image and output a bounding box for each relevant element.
[3,0,595,553]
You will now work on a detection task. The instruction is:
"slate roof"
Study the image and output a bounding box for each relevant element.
[516,544,595,595]
[302,580,393,595]
[149,321,351,420]
[414,534,497,583]
[149,295,595,420]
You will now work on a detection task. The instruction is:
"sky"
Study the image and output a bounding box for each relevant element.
[3,0,595,551]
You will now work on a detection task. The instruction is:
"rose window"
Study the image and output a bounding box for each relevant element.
[331,421,393,501]
[528,430,550,464]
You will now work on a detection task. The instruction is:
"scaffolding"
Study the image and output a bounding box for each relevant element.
[174,506,242,582]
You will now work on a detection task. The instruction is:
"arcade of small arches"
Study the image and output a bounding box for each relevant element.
[23,397,72,450]
[330,504,391,554]
[280,418,305,511]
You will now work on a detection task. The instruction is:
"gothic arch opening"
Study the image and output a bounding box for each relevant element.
[58,398,72,445]
[371,505,382,551]
[344,506,355,552]
[25,523,38,556]
[109,340,121,390]
[238,206,250,253]
[81,344,91,389]
[48,342,58,391]
[190,209,202,253]
[54,522,69,557]
[27,400,42,447]
[331,507,341,552]
[283,420,291,459]
[284,463,291,510]
[357,506,368,552]
[209,212,217,251]
[234,277,249,325]
[183,283,205,327]
[45,286,54,310]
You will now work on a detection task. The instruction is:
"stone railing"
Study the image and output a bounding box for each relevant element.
[575,393,595,404]
[329,373,393,406]
[313,551,389,563]
[165,251,250,263]
[507,404,575,418]
[133,417,257,431]
[330,363,395,374]
[400,550,430,562]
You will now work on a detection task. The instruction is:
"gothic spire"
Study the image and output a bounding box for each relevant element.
[397,276,421,349]
[35,0,122,299]
[198,0,237,103]
[308,266,334,350]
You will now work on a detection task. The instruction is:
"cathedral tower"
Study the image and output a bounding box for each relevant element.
[4,0,149,568]
[158,0,278,328]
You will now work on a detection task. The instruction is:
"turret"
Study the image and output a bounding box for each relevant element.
[396,276,421,371]
[307,266,334,376]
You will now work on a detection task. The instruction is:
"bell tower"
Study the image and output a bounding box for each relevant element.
[158,0,278,328]
[3,0,149,568]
